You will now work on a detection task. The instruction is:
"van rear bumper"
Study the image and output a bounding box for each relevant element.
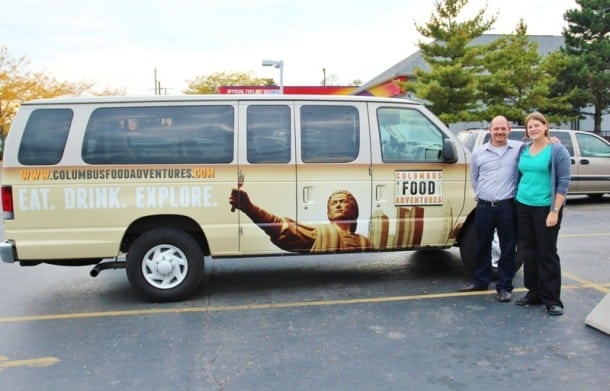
[0,241,16,263]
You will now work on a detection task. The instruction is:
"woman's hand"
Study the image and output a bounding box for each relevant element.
[546,211,559,227]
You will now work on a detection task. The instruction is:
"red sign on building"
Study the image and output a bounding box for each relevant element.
[217,85,358,95]
[218,77,406,97]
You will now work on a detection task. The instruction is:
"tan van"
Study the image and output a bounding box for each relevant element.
[1,95,478,301]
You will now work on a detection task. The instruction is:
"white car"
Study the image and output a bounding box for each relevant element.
[457,128,610,197]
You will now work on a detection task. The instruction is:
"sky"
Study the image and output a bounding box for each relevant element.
[1,0,578,95]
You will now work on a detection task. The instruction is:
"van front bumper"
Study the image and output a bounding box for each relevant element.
[0,240,16,263]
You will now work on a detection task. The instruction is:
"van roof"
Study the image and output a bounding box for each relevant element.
[23,94,418,106]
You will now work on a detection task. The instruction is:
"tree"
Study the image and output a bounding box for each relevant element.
[1,47,29,136]
[401,0,496,124]
[562,0,610,133]
[183,72,275,94]
[91,87,127,96]
[1,46,103,138]
[479,21,573,125]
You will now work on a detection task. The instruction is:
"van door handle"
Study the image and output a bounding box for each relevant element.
[376,185,383,201]
[580,159,590,165]
[303,187,310,203]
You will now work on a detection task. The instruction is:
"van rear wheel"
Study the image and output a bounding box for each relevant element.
[126,228,204,302]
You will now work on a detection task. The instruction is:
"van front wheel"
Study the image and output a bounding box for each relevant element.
[459,222,478,273]
[126,228,204,302]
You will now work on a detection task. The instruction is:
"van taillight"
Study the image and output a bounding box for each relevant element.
[2,186,14,220]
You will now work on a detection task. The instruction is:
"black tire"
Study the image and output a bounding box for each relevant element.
[126,228,204,302]
[459,221,478,273]
[459,222,523,277]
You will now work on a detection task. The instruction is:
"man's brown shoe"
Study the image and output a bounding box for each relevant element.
[496,290,512,302]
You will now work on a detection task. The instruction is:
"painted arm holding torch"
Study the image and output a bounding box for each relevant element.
[229,186,286,240]
[229,187,371,253]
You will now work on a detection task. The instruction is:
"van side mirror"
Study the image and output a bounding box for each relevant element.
[443,139,458,163]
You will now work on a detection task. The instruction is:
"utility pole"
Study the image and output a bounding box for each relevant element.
[152,68,172,95]
[154,68,164,95]
[154,68,158,95]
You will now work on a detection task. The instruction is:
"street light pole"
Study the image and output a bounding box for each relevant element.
[262,59,284,94]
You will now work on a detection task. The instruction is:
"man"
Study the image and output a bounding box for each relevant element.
[229,188,371,252]
[459,116,520,302]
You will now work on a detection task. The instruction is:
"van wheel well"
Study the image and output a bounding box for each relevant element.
[121,215,209,255]
[456,211,476,248]
[457,210,523,277]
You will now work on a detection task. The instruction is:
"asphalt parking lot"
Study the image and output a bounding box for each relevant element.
[0,196,609,391]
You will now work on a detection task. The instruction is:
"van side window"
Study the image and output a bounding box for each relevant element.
[83,105,234,164]
[378,107,444,162]
[18,109,73,165]
[247,105,291,163]
[300,105,359,163]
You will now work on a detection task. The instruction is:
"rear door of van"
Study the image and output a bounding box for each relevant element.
[294,100,373,252]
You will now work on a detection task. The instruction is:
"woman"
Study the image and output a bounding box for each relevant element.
[514,112,571,316]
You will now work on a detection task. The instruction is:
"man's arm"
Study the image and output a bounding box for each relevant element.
[470,151,480,196]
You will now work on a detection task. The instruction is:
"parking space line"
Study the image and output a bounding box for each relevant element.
[0,355,60,368]
[0,283,604,324]
[563,271,610,294]
[560,232,610,238]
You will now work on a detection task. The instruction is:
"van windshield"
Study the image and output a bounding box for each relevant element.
[377,107,444,162]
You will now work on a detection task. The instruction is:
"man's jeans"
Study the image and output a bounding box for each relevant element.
[472,199,517,291]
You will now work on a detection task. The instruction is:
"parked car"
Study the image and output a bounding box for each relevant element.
[457,128,610,197]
